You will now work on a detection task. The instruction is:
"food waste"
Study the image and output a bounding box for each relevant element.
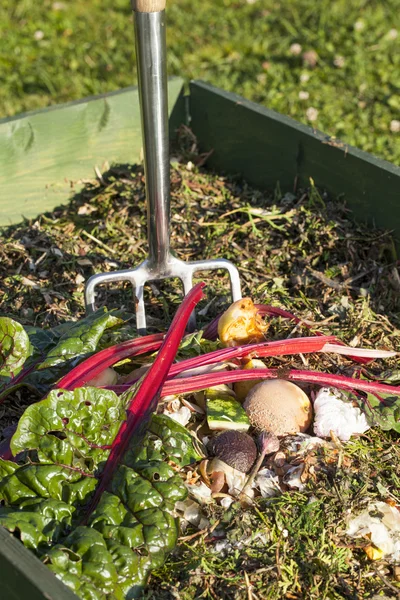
[0,292,400,599]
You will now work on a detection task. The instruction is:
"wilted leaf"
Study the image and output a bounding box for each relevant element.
[0,317,31,378]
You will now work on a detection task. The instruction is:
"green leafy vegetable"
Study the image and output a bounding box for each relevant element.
[0,317,31,378]
[175,330,221,360]
[25,325,62,357]
[0,310,125,401]
[358,392,400,433]
[37,310,123,370]
[0,285,205,598]
[0,387,197,598]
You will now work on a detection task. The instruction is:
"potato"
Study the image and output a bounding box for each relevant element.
[243,380,312,436]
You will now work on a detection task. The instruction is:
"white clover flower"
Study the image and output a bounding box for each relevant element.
[290,43,302,55]
[34,30,44,40]
[387,28,398,40]
[334,55,345,68]
[300,72,310,83]
[390,120,400,133]
[306,107,319,122]
[354,19,365,31]
[299,90,309,100]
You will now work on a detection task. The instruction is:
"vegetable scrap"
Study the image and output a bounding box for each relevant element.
[313,386,370,441]
[1,151,400,598]
[1,290,400,598]
[347,501,400,562]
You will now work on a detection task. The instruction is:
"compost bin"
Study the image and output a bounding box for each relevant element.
[0,80,399,600]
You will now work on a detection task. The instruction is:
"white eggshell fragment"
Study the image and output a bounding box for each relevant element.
[313,387,370,441]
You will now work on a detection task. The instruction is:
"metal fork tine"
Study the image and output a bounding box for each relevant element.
[134,283,147,336]
[191,259,242,302]
[180,271,196,332]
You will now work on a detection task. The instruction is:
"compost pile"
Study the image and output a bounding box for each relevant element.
[1,133,400,600]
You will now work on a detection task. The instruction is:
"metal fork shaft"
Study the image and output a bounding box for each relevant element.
[84,5,243,331]
[135,10,171,271]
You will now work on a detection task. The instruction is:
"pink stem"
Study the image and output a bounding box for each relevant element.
[0,436,13,460]
[0,359,43,405]
[203,304,374,365]
[56,333,164,390]
[84,283,205,517]
[159,369,399,399]
[108,369,399,401]
[122,335,336,384]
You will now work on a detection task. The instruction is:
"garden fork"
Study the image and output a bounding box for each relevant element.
[85,0,241,334]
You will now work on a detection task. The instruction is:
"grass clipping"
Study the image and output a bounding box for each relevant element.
[1,133,400,599]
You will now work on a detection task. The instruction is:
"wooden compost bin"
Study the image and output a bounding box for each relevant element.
[0,78,399,599]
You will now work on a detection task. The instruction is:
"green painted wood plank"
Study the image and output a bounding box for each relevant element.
[189,80,400,238]
[0,526,79,600]
[0,78,185,226]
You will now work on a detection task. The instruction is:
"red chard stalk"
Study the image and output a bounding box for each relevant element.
[84,282,205,516]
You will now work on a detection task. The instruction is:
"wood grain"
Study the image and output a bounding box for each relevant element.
[132,0,166,12]
[0,78,185,226]
[0,526,79,600]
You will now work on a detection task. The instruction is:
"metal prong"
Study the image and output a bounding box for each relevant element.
[180,271,196,332]
[191,258,242,302]
[85,270,138,313]
[85,256,242,335]
[134,283,146,335]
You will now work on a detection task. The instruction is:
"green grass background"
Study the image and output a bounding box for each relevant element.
[1,0,399,163]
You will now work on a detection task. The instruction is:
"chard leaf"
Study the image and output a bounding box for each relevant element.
[26,310,124,395]
[357,393,400,433]
[176,330,221,360]
[0,388,196,599]
[380,370,400,385]
[25,325,61,357]
[0,310,126,401]
[143,414,204,466]
[1,284,205,598]
[37,310,123,369]
[0,317,31,378]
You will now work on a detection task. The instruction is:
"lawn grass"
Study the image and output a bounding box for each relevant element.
[1,0,399,163]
